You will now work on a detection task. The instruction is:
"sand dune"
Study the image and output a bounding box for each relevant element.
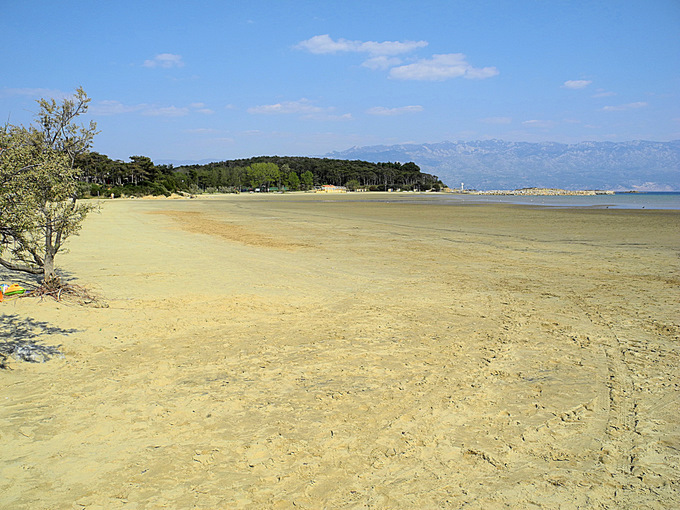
[1,194,678,508]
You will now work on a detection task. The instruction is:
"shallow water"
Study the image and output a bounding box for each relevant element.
[434,191,680,209]
[272,191,680,210]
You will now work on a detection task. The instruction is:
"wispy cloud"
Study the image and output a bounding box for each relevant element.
[190,102,214,114]
[522,119,554,128]
[367,105,423,116]
[143,53,184,68]
[296,35,498,82]
[361,56,403,70]
[389,54,499,81]
[323,113,354,121]
[247,98,351,120]
[601,102,648,112]
[562,80,592,89]
[90,100,147,115]
[184,128,219,134]
[248,98,323,115]
[143,105,190,117]
[91,100,211,117]
[295,34,427,56]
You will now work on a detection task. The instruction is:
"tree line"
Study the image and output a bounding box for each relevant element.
[176,156,444,192]
[74,153,444,196]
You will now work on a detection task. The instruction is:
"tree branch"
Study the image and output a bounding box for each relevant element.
[0,256,43,275]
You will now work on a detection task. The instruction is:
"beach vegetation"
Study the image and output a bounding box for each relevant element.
[0,87,98,284]
[345,179,361,191]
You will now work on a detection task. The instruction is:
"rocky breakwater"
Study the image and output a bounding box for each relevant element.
[470,187,615,196]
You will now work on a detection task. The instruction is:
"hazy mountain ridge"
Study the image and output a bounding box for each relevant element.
[325,140,680,191]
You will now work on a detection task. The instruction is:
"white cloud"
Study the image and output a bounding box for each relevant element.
[247,98,351,121]
[367,105,423,116]
[321,113,354,121]
[563,80,592,89]
[296,34,351,54]
[296,35,498,83]
[601,102,648,111]
[142,106,190,117]
[389,54,498,81]
[185,128,219,134]
[522,119,554,128]
[248,98,323,115]
[90,100,147,115]
[361,56,403,70]
[143,53,184,68]
[92,100,216,117]
[464,66,500,80]
[190,102,214,114]
[359,39,429,56]
[295,34,427,56]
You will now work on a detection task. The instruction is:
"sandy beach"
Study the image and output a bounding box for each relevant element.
[1,193,678,509]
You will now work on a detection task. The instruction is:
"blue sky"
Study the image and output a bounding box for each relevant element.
[2,0,679,163]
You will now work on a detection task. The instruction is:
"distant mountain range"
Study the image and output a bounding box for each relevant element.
[325,140,680,191]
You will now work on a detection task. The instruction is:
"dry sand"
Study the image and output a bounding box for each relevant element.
[1,193,678,509]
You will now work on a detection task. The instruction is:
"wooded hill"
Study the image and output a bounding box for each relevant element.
[74,153,444,196]
[175,156,443,191]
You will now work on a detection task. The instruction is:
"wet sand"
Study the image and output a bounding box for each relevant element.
[1,193,679,508]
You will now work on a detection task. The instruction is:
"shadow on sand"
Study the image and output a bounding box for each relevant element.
[0,314,78,368]
[0,264,78,290]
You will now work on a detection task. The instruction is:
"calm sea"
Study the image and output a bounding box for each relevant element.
[435,192,680,210]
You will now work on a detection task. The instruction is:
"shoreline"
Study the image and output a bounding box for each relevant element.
[99,188,680,211]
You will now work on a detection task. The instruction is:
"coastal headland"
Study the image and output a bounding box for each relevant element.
[1,193,678,508]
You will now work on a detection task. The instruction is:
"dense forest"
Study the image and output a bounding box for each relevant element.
[74,153,444,197]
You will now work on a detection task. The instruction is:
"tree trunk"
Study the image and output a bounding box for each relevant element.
[43,249,57,284]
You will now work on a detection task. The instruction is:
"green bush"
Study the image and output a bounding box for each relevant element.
[89,183,103,197]
[148,182,171,197]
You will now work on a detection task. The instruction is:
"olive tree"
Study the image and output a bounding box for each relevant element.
[0,87,98,284]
